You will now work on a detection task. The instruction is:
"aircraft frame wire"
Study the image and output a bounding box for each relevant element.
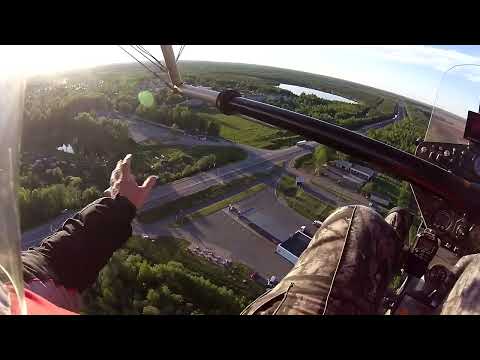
[130,46,167,75]
[176,45,186,63]
[133,45,168,73]
[137,45,168,71]
[117,46,173,89]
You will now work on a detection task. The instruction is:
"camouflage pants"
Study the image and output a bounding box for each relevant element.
[241,205,402,315]
[439,254,480,315]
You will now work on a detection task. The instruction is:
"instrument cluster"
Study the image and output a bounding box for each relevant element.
[414,141,480,256]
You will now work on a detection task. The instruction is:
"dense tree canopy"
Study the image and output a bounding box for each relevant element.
[83,237,264,315]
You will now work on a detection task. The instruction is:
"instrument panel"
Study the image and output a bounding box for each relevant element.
[416,141,480,181]
[414,141,480,256]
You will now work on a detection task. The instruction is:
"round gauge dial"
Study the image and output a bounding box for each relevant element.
[425,265,449,286]
[473,156,480,177]
[433,210,452,231]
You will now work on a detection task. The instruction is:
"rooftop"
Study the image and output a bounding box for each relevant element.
[279,231,312,257]
[301,223,320,238]
[334,159,352,168]
[351,164,375,177]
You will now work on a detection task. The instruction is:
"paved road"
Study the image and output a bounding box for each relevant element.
[119,112,269,156]
[21,211,75,250]
[140,144,314,212]
[357,104,406,133]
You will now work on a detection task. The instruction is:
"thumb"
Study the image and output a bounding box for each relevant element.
[141,175,158,193]
[120,161,129,180]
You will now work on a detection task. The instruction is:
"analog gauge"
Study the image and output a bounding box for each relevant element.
[425,265,449,286]
[473,156,480,177]
[433,210,452,231]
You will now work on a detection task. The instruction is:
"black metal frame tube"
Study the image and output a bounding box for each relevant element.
[228,96,480,213]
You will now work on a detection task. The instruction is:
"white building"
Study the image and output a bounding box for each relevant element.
[276,230,312,265]
[351,164,375,181]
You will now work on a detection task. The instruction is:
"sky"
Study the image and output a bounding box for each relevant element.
[1,45,480,116]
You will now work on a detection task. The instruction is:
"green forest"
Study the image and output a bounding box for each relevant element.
[19,72,246,230]
[368,103,429,154]
[83,236,264,315]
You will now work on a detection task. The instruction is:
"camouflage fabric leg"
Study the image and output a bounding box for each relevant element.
[440,254,480,315]
[241,205,402,315]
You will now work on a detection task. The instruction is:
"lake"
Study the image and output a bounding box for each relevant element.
[278,83,358,104]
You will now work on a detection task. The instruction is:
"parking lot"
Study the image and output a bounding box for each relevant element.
[235,188,311,243]
[178,209,293,279]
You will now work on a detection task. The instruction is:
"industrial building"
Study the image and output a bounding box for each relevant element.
[333,160,375,182]
[351,164,375,181]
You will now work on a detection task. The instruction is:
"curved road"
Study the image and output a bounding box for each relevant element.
[357,103,406,133]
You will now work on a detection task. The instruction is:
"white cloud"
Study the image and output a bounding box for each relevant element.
[465,73,480,82]
[356,45,480,73]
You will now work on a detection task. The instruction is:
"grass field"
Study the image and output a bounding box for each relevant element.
[372,175,401,200]
[311,177,355,203]
[131,144,247,186]
[197,111,301,149]
[361,174,402,205]
[135,144,247,170]
[181,183,267,224]
[294,153,315,172]
[277,176,334,221]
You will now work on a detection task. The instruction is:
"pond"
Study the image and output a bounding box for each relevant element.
[278,83,358,104]
[57,144,75,154]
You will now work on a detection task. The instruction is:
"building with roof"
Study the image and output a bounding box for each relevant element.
[275,221,323,264]
[351,164,375,181]
[276,231,312,264]
[334,160,352,171]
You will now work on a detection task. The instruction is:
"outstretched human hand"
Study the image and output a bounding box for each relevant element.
[104,154,158,210]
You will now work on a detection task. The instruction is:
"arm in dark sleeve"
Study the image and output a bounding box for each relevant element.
[22,195,136,292]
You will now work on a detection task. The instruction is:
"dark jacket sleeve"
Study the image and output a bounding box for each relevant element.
[22,195,136,292]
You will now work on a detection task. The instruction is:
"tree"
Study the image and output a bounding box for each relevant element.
[362,181,375,195]
[65,176,83,188]
[197,117,209,134]
[138,261,155,284]
[196,155,216,171]
[82,186,101,204]
[182,164,195,177]
[397,182,412,208]
[207,121,221,137]
[146,289,161,306]
[312,146,329,170]
[45,166,64,183]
